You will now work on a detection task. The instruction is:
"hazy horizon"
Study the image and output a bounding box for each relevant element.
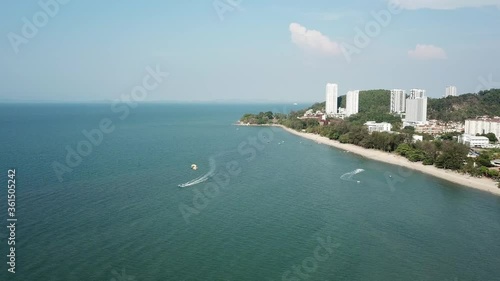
[2,0,500,102]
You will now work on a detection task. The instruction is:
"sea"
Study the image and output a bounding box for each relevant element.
[0,103,499,281]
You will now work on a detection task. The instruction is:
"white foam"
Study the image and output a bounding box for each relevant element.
[340,168,365,182]
[178,158,216,187]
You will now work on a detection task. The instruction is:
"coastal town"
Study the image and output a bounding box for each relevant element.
[239,86,500,194]
[305,84,500,150]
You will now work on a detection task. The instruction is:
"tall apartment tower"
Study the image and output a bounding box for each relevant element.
[410,89,426,99]
[406,89,427,124]
[445,86,457,97]
[390,89,406,113]
[325,83,338,115]
[345,90,359,117]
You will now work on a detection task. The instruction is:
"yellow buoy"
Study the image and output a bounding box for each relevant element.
[191,164,198,170]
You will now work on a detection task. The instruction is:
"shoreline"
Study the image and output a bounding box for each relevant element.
[236,123,500,196]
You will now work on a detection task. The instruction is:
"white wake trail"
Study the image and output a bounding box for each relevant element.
[340,168,365,182]
[178,158,216,188]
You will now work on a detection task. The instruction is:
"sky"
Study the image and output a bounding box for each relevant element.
[1,0,500,103]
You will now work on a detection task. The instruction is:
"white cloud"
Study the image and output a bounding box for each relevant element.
[389,0,500,10]
[289,23,342,56]
[408,44,447,60]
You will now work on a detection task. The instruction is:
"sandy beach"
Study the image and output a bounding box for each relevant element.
[238,123,500,196]
[278,125,500,196]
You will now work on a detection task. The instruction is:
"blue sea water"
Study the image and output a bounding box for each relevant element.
[0,103,499,281]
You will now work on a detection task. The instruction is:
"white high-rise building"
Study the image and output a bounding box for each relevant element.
[445,86,457,97]
[325,83,338,116]
[345,90,359,117]
[405,97,428,124]
[390,89,406,113]
[410,89,426,99]
[405,89,427,124]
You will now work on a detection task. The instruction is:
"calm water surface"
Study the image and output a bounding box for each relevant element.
[0,103,499,281]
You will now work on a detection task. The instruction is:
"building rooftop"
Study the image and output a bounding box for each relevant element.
[364,121,391,125]
[466,118,500,123]
[463,134,490,140]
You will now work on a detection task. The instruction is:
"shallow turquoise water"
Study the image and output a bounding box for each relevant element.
[0,103,499,281]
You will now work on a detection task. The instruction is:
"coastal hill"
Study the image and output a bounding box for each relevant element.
[302,89,401,128]
[240,89,500,127]
[308,88,500,122]
[427,89,500,122]
[308,89,390,114]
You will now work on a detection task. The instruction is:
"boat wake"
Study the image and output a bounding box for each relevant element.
[340,168,365,182]
[178,157,216,187]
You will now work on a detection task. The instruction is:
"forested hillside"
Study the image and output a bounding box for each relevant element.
[427,89,500,122]
[309,89,390,114]
[309,89,500,122]
[300,90,397,128]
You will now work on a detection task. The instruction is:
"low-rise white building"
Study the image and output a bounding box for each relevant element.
[459,134,490,147]
[465,118,500,141]
[303,109,324,118]
[364,121,392,133]
[303,109,314,117]
[413,135,423,142]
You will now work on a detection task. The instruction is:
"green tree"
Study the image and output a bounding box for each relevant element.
[440,133,455,141]
[477,153,493,167]
[479,166,490,176]
[400,126,415,143]
[487,169,499,179]
[274,113,287,120]
[396,143,412,157]
[339,133,350,144]
[348,125,369,145]
[309,102,326,112]
[305,118,320,128]
[407,149,425,162]
[482,133,498,143]
[416,141,438,165]
[434,142,469,170]
[422,158,434,165]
